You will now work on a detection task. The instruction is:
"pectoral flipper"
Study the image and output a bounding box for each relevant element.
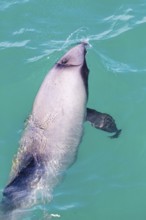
[86,108,121,138]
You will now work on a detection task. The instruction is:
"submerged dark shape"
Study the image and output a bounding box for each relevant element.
[1,154,44,213]
[86,108,121,138]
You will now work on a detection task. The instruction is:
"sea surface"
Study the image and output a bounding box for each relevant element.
[0,0,146,219]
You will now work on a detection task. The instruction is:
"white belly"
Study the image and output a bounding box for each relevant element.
[26,66,87,169]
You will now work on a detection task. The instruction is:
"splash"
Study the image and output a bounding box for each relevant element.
[27,27,91,63]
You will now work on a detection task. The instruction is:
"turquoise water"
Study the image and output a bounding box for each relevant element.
[1,0,146,219]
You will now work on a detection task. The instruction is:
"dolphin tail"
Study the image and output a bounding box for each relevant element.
[1,153,44,213]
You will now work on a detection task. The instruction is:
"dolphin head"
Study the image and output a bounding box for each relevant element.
[56,43,89,95]
[56,43,87,68]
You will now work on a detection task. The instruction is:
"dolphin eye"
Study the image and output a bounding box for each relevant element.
[57,57,69,68]
[61,58,68,65]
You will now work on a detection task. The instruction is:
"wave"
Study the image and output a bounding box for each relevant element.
[136,16,146,25]
[0,40,30,49]
[97,53,139,73]
[88,6,146,41]
[27,5,146,64]
[0,0,29,11]
[2,3,145,70]
[95,52,146,74]
[12,28,38,36]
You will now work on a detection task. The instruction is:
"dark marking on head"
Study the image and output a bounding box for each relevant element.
[56,58,82,68]
[56,57,70,68]
[55,43,89,94]
[56,43,87,68]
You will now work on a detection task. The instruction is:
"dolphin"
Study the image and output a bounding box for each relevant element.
[1,43,121,214]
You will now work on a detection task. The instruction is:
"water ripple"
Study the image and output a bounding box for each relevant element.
[22,5,146,66]
[27,48,61,63]
[0,40,30,49]
[0,0,29,11]
[97,52,146,73]
[13,28,38,36]
[103,8,134,22]
[26,9,146,64]
[136,16,146,25]
[85,5,146,42]
[87,25,132,41]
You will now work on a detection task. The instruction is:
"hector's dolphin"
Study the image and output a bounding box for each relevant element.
[1,43,121,213]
